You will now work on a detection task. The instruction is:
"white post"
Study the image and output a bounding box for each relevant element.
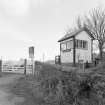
[29,46,35,75]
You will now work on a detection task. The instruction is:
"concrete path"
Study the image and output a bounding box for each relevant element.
[0,74,24,105]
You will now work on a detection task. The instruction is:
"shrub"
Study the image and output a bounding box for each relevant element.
[39,67,79,105]
[35,63,105,105]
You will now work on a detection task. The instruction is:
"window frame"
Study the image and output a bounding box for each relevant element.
[60,43,67,51]
[75,39,88,49]
[60,40,73,52]
[66,40,73,50]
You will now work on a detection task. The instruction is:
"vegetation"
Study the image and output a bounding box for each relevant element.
[39,66,105,105]
[10,62,105,105]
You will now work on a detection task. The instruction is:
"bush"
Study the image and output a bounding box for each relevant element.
[39,65,79,105]
[38,63,105,105]
[16,63,105,105]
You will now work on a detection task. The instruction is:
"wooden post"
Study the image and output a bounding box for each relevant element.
[30,58,35,75]
[83,62,85,73]
[0,60,2,76]
[0,60,2,73]
[24,59,27,75]
[32,58,35,75]
[73,37,76,67]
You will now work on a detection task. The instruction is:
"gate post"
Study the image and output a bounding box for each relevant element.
[24,59,27,75]
[0,60,2,73]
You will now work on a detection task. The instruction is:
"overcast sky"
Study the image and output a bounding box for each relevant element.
[0,0,105,61]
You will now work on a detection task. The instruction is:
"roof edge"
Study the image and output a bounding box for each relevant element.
[58,36,74,42]
[58,27,95,42]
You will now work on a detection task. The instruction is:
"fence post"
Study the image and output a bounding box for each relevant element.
[0,60,2,73]
[83,62,85,73]
[24,59,27,75]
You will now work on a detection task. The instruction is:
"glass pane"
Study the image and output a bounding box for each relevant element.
[75,40,78,48]
[67,42,70,49]
[70,40,73,48]
[61,43,66,51]
[75,39,88,49]
[83,41,86,48]
[80,40,83,48]
[67,40,73,49]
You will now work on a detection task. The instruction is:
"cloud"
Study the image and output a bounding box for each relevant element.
[31,0,61,6]
[0,0,61,15]
[0,0,30,16]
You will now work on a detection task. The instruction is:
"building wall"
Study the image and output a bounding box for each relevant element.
[60,38,73,63]
[75,31,92,63]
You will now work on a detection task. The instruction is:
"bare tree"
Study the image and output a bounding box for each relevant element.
[65,27,78,35]
[76,16,83,29]
[77,8,105,59]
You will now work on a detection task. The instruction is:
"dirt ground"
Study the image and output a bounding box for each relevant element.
[0,73,25,105]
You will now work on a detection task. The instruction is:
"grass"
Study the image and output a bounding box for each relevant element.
[10,62,62,105]
[10,62,105,105]
[10,75,45,105]
[9,62,77,105]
